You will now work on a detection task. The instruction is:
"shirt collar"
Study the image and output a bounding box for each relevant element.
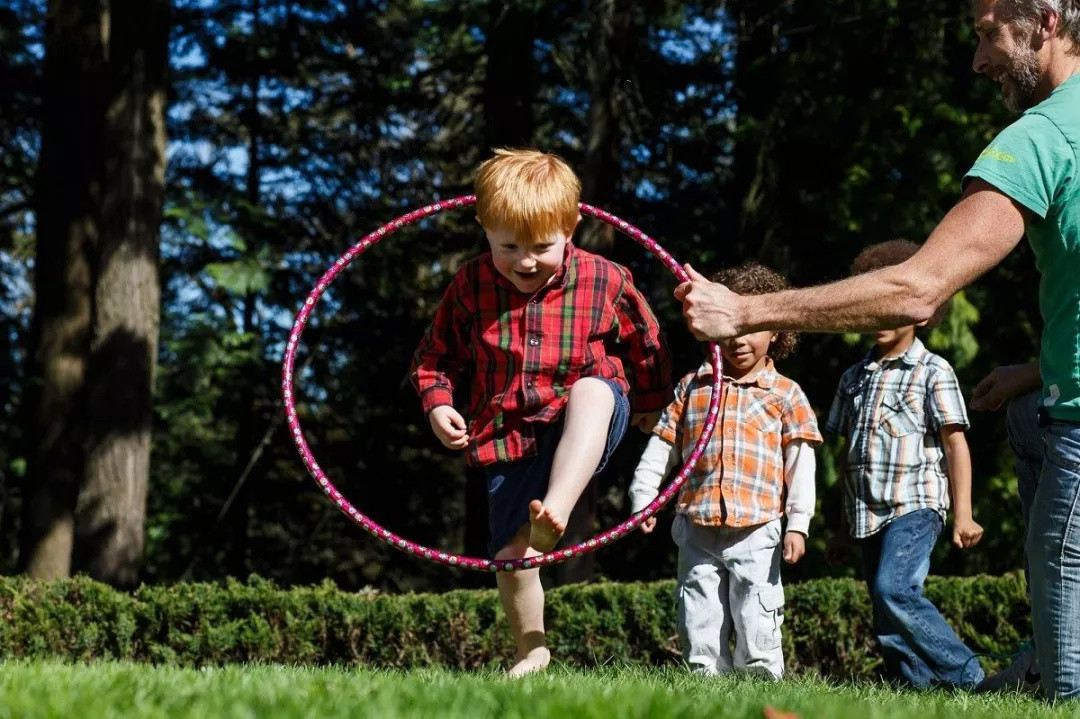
[694,356,777,389]
[864,336,926,370]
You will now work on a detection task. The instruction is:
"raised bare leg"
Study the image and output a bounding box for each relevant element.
[529,378,615,552]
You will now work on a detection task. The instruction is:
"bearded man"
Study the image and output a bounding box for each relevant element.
[676,0,1080,699]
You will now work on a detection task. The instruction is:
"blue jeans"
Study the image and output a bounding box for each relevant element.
[859,509,985,688]
[1006,390,1080,699]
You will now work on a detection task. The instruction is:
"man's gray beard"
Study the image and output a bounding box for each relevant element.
[1005,48,1041,111]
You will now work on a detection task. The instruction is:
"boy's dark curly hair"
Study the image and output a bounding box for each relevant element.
[850,239,920,275]
[710,262,798,360]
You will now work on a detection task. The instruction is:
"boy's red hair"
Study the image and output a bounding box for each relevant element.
[474,148,581,243]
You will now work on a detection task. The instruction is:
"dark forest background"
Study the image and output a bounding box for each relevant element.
[0,0,1037,592]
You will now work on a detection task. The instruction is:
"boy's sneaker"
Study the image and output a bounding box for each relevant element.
[974,646,1041,694]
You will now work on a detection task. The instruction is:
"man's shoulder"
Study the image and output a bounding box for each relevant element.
[991,95,1076,157]
[1030,75,1080,124]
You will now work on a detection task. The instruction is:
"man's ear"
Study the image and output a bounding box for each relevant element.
[1039,7,1059,44]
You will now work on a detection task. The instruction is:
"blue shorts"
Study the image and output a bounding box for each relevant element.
[483,378,630,557]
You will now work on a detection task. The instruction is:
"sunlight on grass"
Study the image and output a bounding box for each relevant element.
[0,661,1073,719]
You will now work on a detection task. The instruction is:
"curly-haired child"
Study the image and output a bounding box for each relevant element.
[629,261,821,678]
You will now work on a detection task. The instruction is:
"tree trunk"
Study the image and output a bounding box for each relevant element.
[481,3,536,151]
[74,0,168,587]
[553,0,631,585]
[578,0,629,252]
[730,3,786,260]
[20,0,106,579]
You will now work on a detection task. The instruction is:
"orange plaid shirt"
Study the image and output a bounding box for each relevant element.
[654,359,822,527]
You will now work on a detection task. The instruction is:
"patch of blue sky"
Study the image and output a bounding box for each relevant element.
[550,129,581,152]
[533,38,553,61]
[634,178,667,201]
[167,100,197,124]
[380,112,418,143]
[168,81,234,116]
[13,0,45,52]
[0,252,32,319]
[654,11,732,65]
[173,0,221,11]
[172,41,205,71]
[675,162,711,184]
[263,169,313,205]
[551,86,590,109]
[167,139,250,183]
[660,123,693,141]
[630,144,653,164]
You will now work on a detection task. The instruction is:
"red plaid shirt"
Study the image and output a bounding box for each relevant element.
[411,243,673,466]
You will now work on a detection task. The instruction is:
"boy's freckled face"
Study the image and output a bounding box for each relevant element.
[482,223,569,293]
[720,330,775,373]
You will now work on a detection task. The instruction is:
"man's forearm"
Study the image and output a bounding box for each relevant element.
[722,182,1026,337]
[738,266,936,334]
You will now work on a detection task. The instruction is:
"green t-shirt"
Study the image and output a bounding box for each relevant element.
[965,73,1080,421]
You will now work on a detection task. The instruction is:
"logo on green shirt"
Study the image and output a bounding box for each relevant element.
[977,146,1017,163]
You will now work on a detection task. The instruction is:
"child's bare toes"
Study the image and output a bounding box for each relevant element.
[528,500,565,552]
[507,647,551,678]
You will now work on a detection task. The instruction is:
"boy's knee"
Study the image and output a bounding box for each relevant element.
[872,578,917,611]
[567,377,615,404]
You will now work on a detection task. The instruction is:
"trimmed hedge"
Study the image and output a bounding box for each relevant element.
[0,573,1030,679]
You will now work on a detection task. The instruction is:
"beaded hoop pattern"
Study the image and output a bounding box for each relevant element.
[282,195,721,571]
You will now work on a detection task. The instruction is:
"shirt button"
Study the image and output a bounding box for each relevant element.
[528,337,540,346]
[525,379,534,388]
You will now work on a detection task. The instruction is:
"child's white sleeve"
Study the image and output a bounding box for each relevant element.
[630,435,679,513]
[783,439,816,536]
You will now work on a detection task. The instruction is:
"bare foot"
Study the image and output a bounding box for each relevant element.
[507,646,551,678]
[528,500,566,552]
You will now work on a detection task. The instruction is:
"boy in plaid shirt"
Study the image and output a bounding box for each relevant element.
[410,148,673,676]
[629,262,821,679]
[824,240,985,689]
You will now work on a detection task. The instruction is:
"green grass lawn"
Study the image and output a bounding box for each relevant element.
[0,661,1074,719]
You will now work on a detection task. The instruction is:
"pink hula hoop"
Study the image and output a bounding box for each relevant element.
[281,195,721,571]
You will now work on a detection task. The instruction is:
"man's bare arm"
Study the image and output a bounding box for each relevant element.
[678,179,1029,339]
